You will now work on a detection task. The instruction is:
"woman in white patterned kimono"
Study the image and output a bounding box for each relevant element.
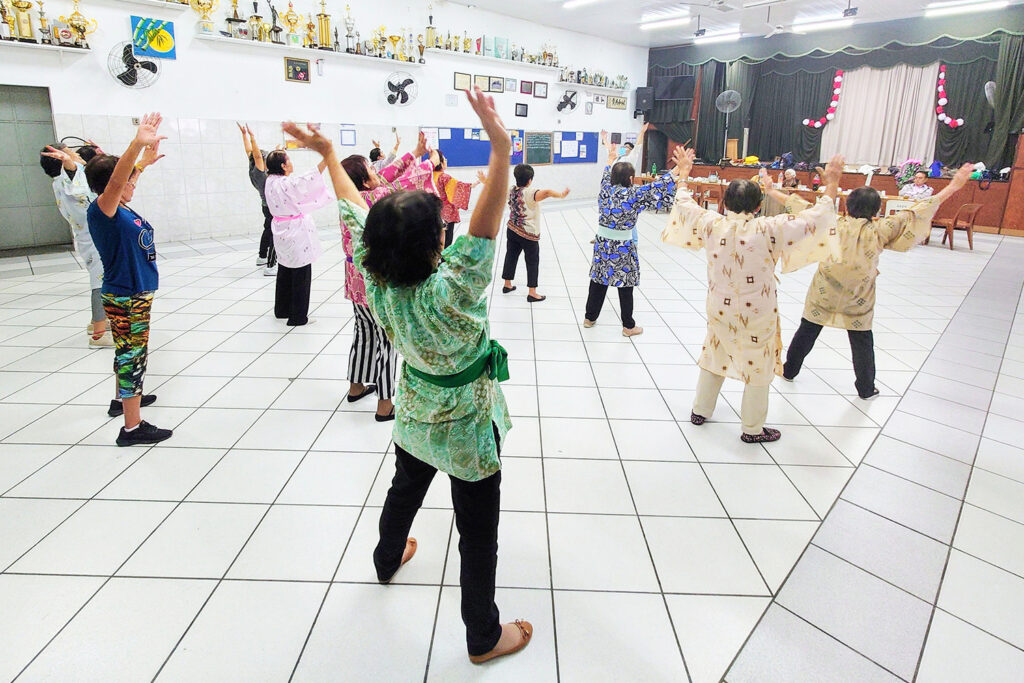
[661,148,844,443]
[777,163,974,398]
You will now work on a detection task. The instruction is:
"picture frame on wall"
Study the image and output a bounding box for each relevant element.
[515,103,528,117]
[474,74,491,92]
[533,81,548,99]
[593,94,606,105]
[489,77,504,93]
[284,57,311,83]
[585,102,593,115]
[505,78,516,93]
[607,95,628,110]
[520,80,533,95]
[453,72,472,91]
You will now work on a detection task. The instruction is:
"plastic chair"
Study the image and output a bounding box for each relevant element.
[934,203,982,250]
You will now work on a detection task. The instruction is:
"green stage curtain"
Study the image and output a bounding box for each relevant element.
[647,63,697,125]
[725,61,759,141]
[985,34,1024,169]
[747,70,834,163]
[696,61,727,161]
[934,59,998,166]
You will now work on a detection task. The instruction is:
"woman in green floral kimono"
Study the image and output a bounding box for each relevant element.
[281,87,530,665]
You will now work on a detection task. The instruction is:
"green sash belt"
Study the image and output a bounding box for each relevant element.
[595,225,633,241]
[405,340,510,388]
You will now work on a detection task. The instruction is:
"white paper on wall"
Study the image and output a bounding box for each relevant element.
[439,128,452,139]
[421,127,440,149]
[575,132,583,141]
[561,140,578,158]
[579,144,587,157]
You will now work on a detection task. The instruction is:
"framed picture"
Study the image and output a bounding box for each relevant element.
[130,16,176,59]
[607,95,628,110]
[284,57,310,83]
[515,103,528,117]
[489,76,504,93]
[533,81,548,99]
[474,74,491,92]
[505,78,516,93]
[520,80,533,95]
[453,71,471,91]
[593,94,606,105]
[585,102,594,115]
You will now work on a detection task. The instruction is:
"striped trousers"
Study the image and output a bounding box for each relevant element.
[349,303,397,400]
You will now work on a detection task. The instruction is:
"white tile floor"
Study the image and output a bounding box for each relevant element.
[0,206,1018,682]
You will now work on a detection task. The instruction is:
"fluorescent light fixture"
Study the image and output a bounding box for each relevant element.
[640,16,693,31]
[693,32,741,45]
[562,0,603,9]
[924,0,1007,15]
[793,18,855,32]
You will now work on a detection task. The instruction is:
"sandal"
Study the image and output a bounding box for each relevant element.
[741,427,782,443]
[469,620,534,665]
[690,412,707,426]
[379,538,417,585]
[375,407,396,422]
[347,385,377,403]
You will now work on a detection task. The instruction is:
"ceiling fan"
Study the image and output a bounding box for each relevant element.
[676,0,742,12]
[762,6,805,38]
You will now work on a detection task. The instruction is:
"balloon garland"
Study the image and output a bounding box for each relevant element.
[935,64,964,129]
[802,69,844,129]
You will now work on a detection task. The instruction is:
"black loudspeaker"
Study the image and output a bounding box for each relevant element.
[636,86,654,112]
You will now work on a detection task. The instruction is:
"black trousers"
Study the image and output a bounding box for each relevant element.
[784,317,876,398]
[374,437,502,657]
[274,263,311,326]
[444,222,456,249]
[501,229,540,288]
[585,281,635,329]
[258,205,277,267]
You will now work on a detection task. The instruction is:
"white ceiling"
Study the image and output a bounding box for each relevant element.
[441,0,1003,48]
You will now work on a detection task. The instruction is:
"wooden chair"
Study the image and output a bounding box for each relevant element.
[703,186,725,215]
[933,203,982,250]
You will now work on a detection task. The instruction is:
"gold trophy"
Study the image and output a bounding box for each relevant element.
[303,13,316,47]
[1,1,14,40]
[11,0,35,41]
[424,3,435,51]
[387,32,400,60]
[462,32,470,53]
[189,0,218,35]
[247,1,264,40]
[224,0,245,38]
[315,0,330,50]
[36,1,50,43]
[282,0,301,45]
[58,0,95,47]
[417,34,424,63]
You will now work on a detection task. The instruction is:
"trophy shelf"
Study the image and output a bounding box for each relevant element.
[553,81,627,96]
[193,32,424,68]
[424,47,561,74]
[0,40,90,57]
[107,0,189,10]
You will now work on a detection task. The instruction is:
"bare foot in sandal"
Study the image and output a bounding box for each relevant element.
[379,538,417,584]
[469,620,533,664]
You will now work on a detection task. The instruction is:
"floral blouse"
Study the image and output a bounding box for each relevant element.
[341,153,436,306]
[339,199,512,482]
[434,171,473,223]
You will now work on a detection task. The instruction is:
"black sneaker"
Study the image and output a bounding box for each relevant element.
[108,395,157,417]
[116,421,173,447]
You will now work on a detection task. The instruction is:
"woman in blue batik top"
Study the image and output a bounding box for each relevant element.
[582,141,679,337]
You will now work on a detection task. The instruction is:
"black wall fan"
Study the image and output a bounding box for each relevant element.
[107,41,160,89]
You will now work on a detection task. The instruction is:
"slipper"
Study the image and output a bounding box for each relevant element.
[690,412,707,426]
[379,538,417,585]
[469,620,534,665]
[527,295,546,303]
[859,388,880,400]
[502,286,517,294]
[347,385,377,403]
[741,427,782,443]
[583,319,595,328]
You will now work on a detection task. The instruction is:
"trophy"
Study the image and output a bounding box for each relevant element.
[424,3,435,52]
[406,27,413,61]
[387,33,400,60]
[343,3,354,52]
[1,1,13,40]
[36,1,50,44]
[462,31,469,53]
[416,34,424,63]
[247,1,263,40]
[58,0,95,47]
[282,1,301,45]
[268,2,283,43]
[225,0,245,38]
[443,30,450,51]
[11,0,34,41]
[303,13,316,47]
[189,0,217,35]
[315,0,330,50]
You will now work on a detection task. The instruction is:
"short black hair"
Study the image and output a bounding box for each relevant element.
[361,190,445,288]
[914,170,927,177]
[846,187,881,219]
[39,143,67,178]
[342,154,372,192]
[369,147,383,162]
[433,149,446,172]
[513,164,534,188]
[266,150,288,175]
[84,154,119,195]
[610,161,635,188]
[723,179,762,214]
[624,142,635,151]
[78,144,101,164]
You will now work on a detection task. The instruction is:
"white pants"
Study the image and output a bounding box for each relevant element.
[693,369,770,435]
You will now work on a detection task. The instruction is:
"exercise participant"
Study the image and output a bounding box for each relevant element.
[501,163,569,303]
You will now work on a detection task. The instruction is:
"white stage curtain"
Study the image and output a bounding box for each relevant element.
[819,63,940,167]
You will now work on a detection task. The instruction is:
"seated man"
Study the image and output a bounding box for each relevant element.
[899,170,933,200]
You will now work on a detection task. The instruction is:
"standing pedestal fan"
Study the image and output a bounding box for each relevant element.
[715,89,741,162]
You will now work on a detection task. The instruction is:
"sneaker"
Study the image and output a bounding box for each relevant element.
[741,427,782,443]
[264,265,278,276]
[108,395,158,417]
[87,322,94,335]
[622,326,644,337]
[257,257,268,266]
[89,331,114,348]
[583,319,596,328]
[116,420,173,446]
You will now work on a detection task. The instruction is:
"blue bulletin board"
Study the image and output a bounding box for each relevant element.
[553,131,599,164]
[436,128,525,167]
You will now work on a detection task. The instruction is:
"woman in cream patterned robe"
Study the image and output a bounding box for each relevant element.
[660,148,844,443]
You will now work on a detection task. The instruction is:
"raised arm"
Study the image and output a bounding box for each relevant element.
[96,113,166,217]
[466,87,511,240]
[820,156,843,201]
[237,121,253,158]
[932,163,973,204]
[283,121,366,210]
[536,187,570,202]
[246,126,266,172]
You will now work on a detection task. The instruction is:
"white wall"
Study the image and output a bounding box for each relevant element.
[0,0,647,242]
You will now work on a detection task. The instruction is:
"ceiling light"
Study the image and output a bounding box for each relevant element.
[925,0,1007,14]
[640,16,693,31]
[793,18,855,32]
[693,32,741,45]
[562,0,603,9]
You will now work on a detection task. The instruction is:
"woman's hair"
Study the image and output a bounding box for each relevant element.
[369,147,383,162]
[84,154,120,195]
[609,161,635,188]
[723,179,763,214]
[266,150,289,175]
[39,143,67,178]
[361,190,445,288]
[342,154,372,191]
[784,168,797,177]
[513,164,534,188]
[78,145,101,164]
[846,187,881,220]
[433,149,446,172]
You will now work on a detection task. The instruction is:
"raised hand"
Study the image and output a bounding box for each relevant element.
[949,163,973,190]
[671,146,695,178]
[607,143,620,163]
[282,121,333,157]
[41,145,73,163]
[476,170,487,184]
[823,155,844,187]
[393,131,401,150]
[134,112,166,147]
[465,86,510,153]
[428,149,440,168]
[372,138,381,149]
[138,139,165,169]
[601,130,608,146]
[413,130,428,158]
[236,121,246,134]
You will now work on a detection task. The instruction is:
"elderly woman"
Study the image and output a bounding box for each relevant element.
[779,168,799,188]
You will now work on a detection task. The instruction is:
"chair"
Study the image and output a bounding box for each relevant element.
[933,203,982,250]
[703,186,725,215]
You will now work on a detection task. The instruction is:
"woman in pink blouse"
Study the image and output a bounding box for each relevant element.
[433,150,485,248]
[339,132,438,420]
